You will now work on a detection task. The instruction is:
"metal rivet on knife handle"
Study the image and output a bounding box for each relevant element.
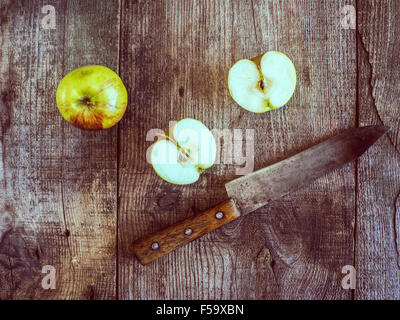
[184,228,193,236]
[215,211,224,219]
[151,242,159,250]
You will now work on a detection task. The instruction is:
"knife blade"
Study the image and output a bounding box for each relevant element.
[133,125,389,264]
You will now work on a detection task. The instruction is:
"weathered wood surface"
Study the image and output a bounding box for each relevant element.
[356,0,400,299]
[0,0,398,300]
[0,0,120,299]
[118,0,356,299]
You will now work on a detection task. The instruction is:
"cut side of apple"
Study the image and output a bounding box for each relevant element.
[150,118,217,185]
[228,51,296,113]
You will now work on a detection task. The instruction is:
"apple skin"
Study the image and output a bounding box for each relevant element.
[56,65,128,130]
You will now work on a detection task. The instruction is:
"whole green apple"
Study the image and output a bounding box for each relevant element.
[56,65,128,130]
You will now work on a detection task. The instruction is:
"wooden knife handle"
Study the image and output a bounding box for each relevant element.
[132,199,241,265]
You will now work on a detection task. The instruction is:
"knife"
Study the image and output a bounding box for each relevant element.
[132,125,389,265]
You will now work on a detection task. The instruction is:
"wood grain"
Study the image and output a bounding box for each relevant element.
[0,0,398,300]
[355,0,400,299]
[118,0,356,299]
[0,0,120,299]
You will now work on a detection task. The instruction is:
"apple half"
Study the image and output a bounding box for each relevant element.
[228,51,296,113]
[150,118,217,185]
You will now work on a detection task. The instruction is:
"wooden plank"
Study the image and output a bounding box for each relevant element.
[0,0,120,299]
[118,0,356,299]
[356,0,400,299]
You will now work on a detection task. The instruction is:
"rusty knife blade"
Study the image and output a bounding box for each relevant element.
[225,126,389,215]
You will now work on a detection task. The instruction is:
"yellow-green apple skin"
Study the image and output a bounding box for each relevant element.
[56,65,128,130]
[228,51,296,113]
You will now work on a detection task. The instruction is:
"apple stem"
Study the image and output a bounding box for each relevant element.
[156,132,169,141]
[156,132,193,163]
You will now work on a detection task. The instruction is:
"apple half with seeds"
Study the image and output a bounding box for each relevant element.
[150,118,217,185]
[228,51,296,113]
